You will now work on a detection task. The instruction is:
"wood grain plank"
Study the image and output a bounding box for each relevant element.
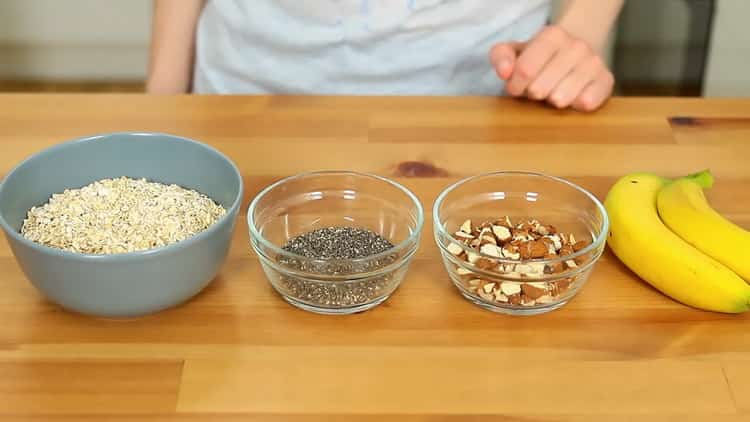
[5,141,750,180]
[721,361,750,413]
[670,117,750,145]
[177,357,735,414]
[3,415,749,422]
[369,125,676,144]
[369,109,675,144]
[0,360,183,414]
[4,255,750,359]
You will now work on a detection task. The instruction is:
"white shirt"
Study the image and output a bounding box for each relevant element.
[194,0,551,95]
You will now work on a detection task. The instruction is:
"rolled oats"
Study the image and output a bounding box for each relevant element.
[21,177,226,255]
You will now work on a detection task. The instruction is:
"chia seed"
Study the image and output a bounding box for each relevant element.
[276,227,399,309]
[282,227,394,260]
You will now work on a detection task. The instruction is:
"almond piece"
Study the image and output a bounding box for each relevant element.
[469,238,481,248]
[494,291,509,302]
[541,237,556,255]
[446,242,464,256]
[535,224,549,236]
[515,263,532,275]
[520,240,548,259]
[545,260,564,274]
[479,228,497,245]
[467,251,481,264]
[500,281,522,296]
[521,282,546,299]
[508,294,522,305]
[476,258,496,270]
[477,220,494,231]
[527,262,546,275]
[495,216,513,228]
[468,278,482,287]
[501,245,521,260]
[545,234,563,251]
[575,253,590,266]
[478,291,494,301]
[512,229,533,242]
[536,294,555,304]
[559,244,574,257]
[456,267,474,276]
[480,243,502,258]
[497,263,515,272]
[454,231,475,241]
[554,278,572,294]
[520,294,536,307]
[569,234,576,245]
[460,219,472,234]
[572,240,590,252]
[517,221,535,232]
[491,225,512,243]
[565,260,578,269]
[482,282,496,294]
[480,235,497,246]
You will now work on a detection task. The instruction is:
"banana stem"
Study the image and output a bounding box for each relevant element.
[685,170,714,189]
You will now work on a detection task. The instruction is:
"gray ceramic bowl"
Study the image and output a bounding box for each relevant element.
[0,132,243,318]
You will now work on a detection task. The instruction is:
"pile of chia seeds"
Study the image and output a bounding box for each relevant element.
[276,227,398,308]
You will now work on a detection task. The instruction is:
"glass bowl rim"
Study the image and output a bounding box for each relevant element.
[247,170,425,266]
[432,171,609,265]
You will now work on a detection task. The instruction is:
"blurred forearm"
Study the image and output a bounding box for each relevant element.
[555,0,624,52]
[147,0,205,94]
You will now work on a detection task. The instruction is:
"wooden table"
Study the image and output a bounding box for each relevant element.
[1,95,749,421]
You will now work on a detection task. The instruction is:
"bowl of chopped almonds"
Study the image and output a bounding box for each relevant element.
[0,132,243,317]
[433,172,608,315]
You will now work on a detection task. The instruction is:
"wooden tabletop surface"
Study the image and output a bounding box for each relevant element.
[1,95,749,421]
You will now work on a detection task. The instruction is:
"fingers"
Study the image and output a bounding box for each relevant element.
[490,24,616,112]
[489,42,523,81]
[572,71,615,112]
[506,26,567,97]
[526,39,590,101]
[548,55,606,109]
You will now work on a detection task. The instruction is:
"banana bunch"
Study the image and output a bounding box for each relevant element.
[605,170,750,313]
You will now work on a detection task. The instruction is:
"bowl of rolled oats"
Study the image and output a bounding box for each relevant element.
[433,172,608,315]
[0,132,243,317]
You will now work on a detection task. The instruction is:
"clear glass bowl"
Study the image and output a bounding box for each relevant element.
[433,172,608,315]
[248,171,424,314]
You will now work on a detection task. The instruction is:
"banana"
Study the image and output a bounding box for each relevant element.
[657,170,750,281]
[605,172,750,313]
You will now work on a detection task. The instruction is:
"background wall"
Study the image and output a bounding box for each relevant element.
[0,0,150,80]
[703,1,750,96]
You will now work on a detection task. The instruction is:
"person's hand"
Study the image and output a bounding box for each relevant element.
[489,25,614,112]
